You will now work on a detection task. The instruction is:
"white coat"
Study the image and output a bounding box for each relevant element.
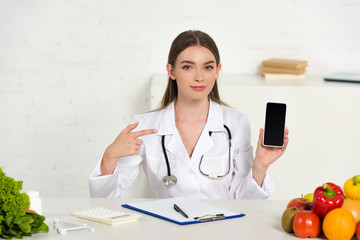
[89,100,274,199]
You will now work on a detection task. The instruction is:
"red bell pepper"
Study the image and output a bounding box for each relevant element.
[312,182,344,218]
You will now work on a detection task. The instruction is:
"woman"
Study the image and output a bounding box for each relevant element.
[89,30,289,199]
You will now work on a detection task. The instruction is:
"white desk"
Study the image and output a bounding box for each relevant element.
[31,198,324,239]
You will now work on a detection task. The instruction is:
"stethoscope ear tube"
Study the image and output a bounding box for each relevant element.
[161,135,171,177]
[223,124,231,140]
[198,125,231,178]
[162,135,178,187]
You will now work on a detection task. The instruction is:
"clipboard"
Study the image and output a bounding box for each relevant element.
[122,198,245,225]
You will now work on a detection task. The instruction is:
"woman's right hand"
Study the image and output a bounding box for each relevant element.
[100,122,157,176]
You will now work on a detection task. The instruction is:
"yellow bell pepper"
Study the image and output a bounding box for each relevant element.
[343,175,360,200]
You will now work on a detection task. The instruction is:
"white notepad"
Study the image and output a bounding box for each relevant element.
[73,207,141,226]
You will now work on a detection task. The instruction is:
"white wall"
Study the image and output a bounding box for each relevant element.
[0,0,359,198]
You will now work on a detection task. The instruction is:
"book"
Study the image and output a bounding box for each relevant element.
[261,73,306,81]
[261,66,305,75]
[262,58,308,70]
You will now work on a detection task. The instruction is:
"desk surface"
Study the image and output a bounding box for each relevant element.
[30,198,341,240]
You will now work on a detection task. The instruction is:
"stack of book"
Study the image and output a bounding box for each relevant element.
[260,58,308,80]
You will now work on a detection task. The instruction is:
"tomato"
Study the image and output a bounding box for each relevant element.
[341,198,360,223]
[292,210,321,238]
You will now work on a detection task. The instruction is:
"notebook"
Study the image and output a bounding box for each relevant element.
[122,198,245,225]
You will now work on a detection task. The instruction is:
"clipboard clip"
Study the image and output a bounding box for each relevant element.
[194,214,226,222]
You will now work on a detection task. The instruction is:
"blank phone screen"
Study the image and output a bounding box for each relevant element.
[263,102,287,147]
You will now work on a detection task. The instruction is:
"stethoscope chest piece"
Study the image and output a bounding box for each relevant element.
[163,175,177,187]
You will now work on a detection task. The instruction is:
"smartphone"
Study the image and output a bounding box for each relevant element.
[263,102,287,147]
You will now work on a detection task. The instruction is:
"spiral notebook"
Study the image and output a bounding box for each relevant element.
[122,198,245,225]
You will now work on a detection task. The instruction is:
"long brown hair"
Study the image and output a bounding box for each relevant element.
[159,30,227,109]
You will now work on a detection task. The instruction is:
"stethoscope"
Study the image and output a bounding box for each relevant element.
[161,125,232,187]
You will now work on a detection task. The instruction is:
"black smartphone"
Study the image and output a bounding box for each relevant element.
[263,102,287,147]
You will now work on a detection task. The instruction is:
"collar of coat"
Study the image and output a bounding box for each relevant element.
[157,100,226,161]
[157,99,225,136]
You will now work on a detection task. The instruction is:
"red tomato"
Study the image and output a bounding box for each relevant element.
[293,210,321,238]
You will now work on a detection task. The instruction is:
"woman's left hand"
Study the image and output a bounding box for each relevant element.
[252,127,289,186]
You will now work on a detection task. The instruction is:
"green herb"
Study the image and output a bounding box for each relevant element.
[0,168,49,239]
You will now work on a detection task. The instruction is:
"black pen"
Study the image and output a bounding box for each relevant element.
[173,204,188,218]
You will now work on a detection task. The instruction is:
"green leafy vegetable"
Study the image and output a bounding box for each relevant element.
[0,168,49,239]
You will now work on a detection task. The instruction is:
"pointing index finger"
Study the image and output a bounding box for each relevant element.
[133,129,158,138]
[122,122,139,134]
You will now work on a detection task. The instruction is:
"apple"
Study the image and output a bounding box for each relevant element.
[281,207,301,233]
[287,197,313,210]
[303,193,314,201]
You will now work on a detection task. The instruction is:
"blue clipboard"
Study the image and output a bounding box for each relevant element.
[122,198,245,225]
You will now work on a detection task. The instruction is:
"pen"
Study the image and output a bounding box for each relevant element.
[173,204,188,218]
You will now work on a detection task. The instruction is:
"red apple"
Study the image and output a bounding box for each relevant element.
[287,197,313,210]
